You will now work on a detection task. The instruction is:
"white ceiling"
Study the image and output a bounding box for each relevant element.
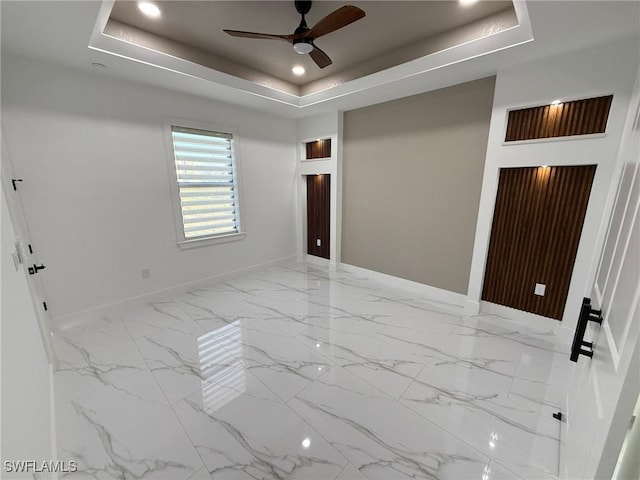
[1,1,639,118]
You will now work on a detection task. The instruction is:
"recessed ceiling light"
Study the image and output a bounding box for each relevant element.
[551,99,561,105]
[459,0,478,5]
[292,65,305,76]
[138,2,161,18]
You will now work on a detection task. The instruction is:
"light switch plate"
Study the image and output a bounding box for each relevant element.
[316,239,321,247]
[534,283,546,296]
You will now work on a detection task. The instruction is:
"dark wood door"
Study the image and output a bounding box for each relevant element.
[482,165,596,320]
[307,174,330,259]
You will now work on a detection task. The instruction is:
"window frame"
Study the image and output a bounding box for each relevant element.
[164,119,246,249]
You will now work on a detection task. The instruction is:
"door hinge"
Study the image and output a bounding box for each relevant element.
[42,302,48,312]
[11,178,23,191]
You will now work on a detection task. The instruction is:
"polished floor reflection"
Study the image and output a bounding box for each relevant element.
[52,263,571,479]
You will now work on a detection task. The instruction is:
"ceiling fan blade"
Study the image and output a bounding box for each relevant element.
[223,29,293,42]
[304,5,365,39]
[309,45,332,69]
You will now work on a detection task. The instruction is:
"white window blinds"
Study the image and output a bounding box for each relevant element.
[171,126,239,239]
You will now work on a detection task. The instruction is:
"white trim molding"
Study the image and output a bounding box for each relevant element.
[88,0,533,114]
[480,300,571,332]
[338,262,467,312]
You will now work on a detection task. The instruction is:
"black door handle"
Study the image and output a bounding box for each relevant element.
[28,264,46,275]
[570,297,602,362]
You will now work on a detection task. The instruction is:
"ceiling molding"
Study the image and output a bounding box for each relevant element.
[89,0,533,111]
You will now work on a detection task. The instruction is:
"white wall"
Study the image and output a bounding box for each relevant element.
[467,35,639,330]
[1,55,298,324]
[1,187,54,478]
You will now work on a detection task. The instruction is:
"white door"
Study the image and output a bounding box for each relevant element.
[1,132,56,364]
[559,69,640,479]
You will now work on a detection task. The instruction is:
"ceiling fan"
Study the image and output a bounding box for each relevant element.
[223,1,366,69]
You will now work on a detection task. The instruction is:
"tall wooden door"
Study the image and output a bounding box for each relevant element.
[306,174,330,259]
[482,165,596,320]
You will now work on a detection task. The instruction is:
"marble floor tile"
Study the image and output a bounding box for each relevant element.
[173,371,348,479]
[288,366,513,480]
[336,463,368,480]
[135,325,236,404]
[400,363,559,479]
[52,263,568,480]
[214,326,334,402]
[56,370,205,479]
[121,302,204,338]
[509,377,566,413]
[186,468,213,480]
[53,315,149,404]
[296,327,424,399]
[374,326,518,378]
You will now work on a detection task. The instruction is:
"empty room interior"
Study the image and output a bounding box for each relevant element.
[2,1,640,479]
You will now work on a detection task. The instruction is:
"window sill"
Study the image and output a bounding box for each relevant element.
[177,232,246,250]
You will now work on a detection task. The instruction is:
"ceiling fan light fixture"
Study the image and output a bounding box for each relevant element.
[293,42,314,55]
[224,1,365,69]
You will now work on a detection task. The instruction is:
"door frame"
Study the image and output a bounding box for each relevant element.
[305,174,331,260]
[1,132,56,365]
[295,135,342,269]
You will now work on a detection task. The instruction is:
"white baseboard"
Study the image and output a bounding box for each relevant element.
[304,254,331,267]
[52,255,297,331]
[480,300,569,330]
[337,262,466,311]
[464,299,481,314]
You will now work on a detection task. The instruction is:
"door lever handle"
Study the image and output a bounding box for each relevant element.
[28,264,46,275]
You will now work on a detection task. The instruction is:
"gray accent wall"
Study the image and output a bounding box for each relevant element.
[342,76,495,294]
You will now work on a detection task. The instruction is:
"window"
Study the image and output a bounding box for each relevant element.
[167,123,244,247]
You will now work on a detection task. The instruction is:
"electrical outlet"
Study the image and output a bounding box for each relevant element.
[534,283,546,296]
[316,239,321,247]
[141,268,151,279]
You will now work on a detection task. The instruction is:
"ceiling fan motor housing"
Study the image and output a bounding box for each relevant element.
[293,3,314,54]
[295,1,312,15]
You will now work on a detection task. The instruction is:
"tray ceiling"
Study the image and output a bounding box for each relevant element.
[106,1,516,96]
